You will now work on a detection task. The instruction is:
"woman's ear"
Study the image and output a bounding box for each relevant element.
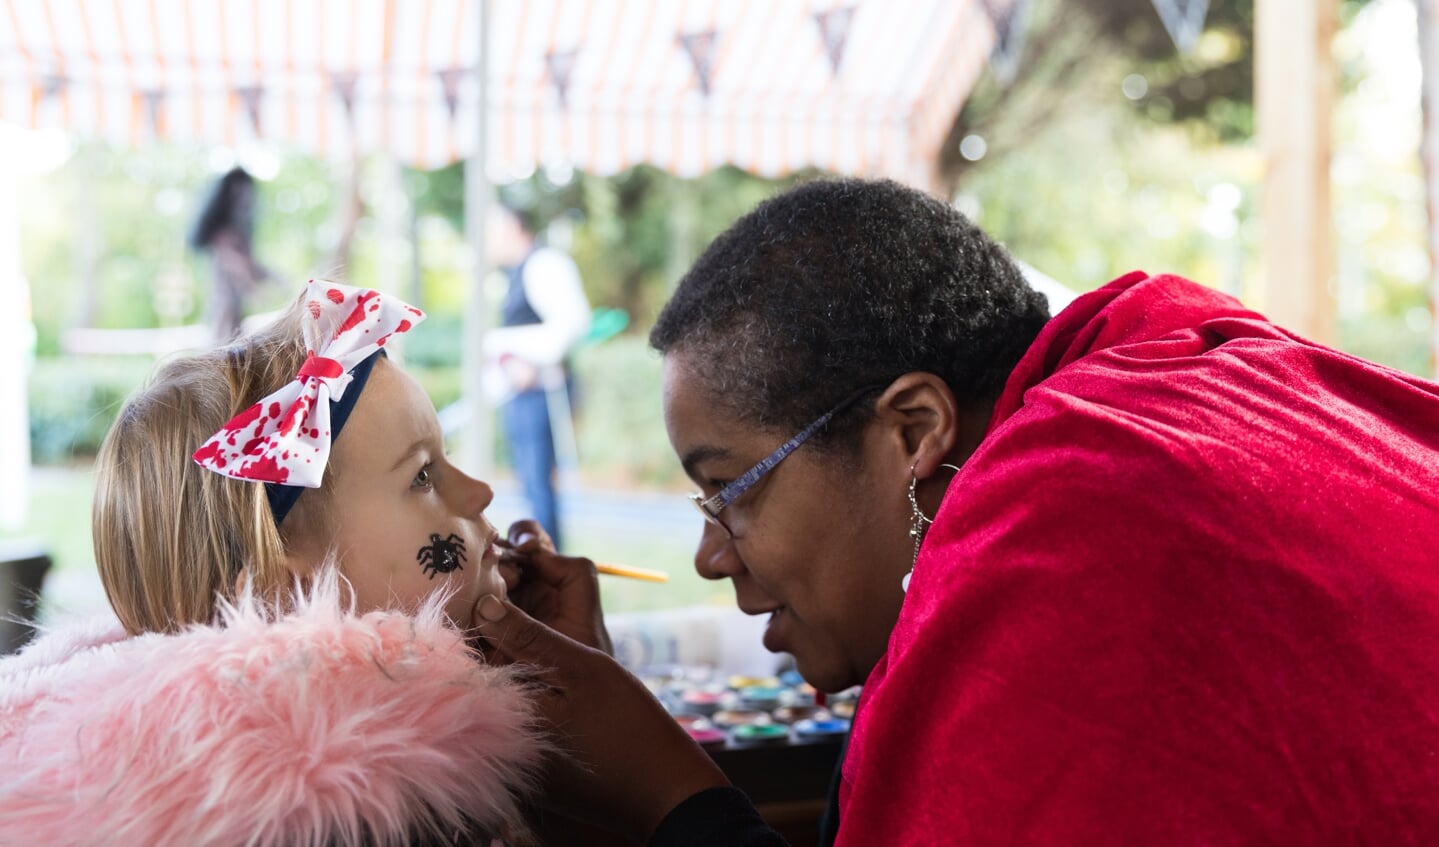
[872,372,990,478]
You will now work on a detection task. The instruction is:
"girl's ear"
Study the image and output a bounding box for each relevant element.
[275,491,336,584]
[232,544,318,598]
[275,522,325,584]
[871,372,993,479]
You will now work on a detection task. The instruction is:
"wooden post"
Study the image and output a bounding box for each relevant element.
[1256,0,1336,342]
[1419,0,1439,376]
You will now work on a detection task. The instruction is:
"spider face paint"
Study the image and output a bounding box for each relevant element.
[417,533,467,579]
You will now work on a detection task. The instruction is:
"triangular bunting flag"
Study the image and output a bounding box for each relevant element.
[141,89,165,137]
[1152,0,1209,53]
[235,86,264,136]
[546,49,580,106]
[32,75,65,117]
[678,30,718,97]
[813,7,855,77]
[40,74,66,101]
[330,72,359,126]
[437,68,465,119]
[983,0,1031,86]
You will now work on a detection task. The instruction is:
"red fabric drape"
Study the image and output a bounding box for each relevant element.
[839,272,1439,845]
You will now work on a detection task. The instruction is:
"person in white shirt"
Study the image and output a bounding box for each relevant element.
[483,203,591,548]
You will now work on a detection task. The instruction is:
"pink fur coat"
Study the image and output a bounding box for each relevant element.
[0,577,545,846]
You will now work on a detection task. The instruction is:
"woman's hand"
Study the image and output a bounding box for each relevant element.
[473,594,729,840]
[498,519,614,655]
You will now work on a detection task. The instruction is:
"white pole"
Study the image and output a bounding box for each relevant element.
[461,0,494,476]
[0,125,66,531]
[0,153,30,531]
[1420,0,1439,377]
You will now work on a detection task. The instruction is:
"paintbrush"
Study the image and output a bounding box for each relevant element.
[497,541,670,583]
[594,562,670,583]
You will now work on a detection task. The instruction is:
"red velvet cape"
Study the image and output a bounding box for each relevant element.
[838,272,1439,845]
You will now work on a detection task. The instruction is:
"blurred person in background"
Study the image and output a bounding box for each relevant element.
[484,201,591,549]
[190,166,273,343]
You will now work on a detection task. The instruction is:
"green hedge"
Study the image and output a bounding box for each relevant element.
[28,357,154,463]
[570,336,680,487]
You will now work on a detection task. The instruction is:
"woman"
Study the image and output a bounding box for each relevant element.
[482,178,1439,845]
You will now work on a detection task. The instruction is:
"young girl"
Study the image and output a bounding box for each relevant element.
[0,281,547,846]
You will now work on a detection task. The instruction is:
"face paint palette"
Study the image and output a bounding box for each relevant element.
[680,688,727,716]
[771,704,827,725]
[637,669,849,831]
[641,665,856,751]
[711,708,770,729]
[730,722,792,745]
[672,712,708,730]
[687,726,730,748]
[793,718,852,740]
[737,685,785,711]
[672,714,730,748]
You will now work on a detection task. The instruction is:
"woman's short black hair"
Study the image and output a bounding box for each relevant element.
[649,178,1051,449]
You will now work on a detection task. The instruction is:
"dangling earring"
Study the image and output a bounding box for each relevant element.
[904,463,961,594]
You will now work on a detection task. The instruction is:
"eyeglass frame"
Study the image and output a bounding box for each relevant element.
[687,385,882,537]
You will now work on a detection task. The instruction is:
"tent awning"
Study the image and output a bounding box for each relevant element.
[1,0,1010,189]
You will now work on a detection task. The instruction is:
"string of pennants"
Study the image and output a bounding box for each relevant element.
[0,0,1207,183]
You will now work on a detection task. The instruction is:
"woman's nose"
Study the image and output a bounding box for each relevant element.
[694,521,744,581]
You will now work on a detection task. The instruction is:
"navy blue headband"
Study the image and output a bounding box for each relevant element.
[264,350,384,526]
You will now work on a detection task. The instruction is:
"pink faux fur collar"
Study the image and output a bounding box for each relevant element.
[0,574,543,846]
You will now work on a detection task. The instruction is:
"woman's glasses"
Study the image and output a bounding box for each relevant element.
[688,386,880,538]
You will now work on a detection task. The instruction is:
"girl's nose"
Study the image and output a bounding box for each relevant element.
[454,469,495,517]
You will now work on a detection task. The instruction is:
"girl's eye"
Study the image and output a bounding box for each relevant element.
[412,464,434,490]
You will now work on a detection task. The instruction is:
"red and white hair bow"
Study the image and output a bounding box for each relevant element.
[192,280,425,488]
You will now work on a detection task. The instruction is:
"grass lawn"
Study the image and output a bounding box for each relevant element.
[2,466,98,578]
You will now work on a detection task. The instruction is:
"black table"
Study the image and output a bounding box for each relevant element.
[709,732,845,844]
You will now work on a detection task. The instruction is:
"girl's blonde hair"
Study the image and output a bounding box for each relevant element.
[94,295,336,635]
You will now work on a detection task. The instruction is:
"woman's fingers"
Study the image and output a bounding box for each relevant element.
[505,520,554,554]
[497,553,612,655]
[472,595,729,839]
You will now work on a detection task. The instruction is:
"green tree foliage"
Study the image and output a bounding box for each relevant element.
[938,0,1426,376]
[945,0,1375,186]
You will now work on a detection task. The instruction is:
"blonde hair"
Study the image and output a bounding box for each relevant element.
[94,295,337,635]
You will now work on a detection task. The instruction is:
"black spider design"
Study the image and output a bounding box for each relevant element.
[417,533,466,579]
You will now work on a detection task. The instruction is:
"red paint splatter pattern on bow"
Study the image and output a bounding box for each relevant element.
[191,280,426,488]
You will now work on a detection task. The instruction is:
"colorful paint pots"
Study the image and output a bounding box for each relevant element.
[730,723,791,745]
[793,718,851,740]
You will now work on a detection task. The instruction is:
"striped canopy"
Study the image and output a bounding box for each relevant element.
[0,0,1013,189]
